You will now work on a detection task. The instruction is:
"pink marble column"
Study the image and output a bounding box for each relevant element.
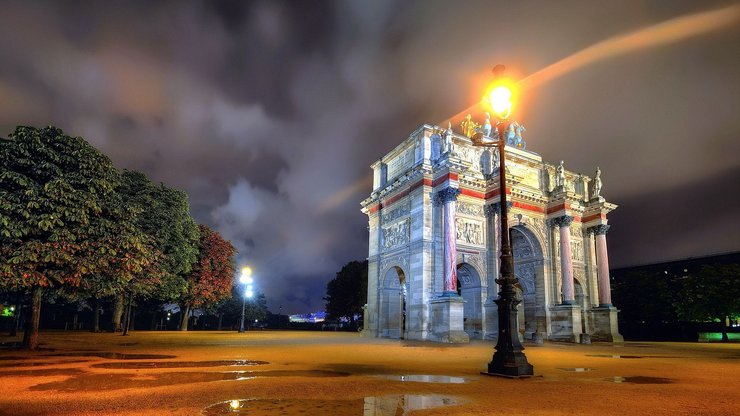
[438,187,461,294]
[555,216,575,304]
[592,224,612,307]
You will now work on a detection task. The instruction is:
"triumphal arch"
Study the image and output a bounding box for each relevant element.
[360,116,622,343]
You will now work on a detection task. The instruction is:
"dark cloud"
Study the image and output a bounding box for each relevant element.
[0,0,738,312]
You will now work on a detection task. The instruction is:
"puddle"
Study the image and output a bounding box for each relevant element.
[202,394,459,415]
[0,368,85,377]
[606,376,675,384]
[0,359,90,368]
[50,352,176,360]
[379,374,466,383]
[587,354,681,359]
[587,354,644,359]
[558,368,595,372]
[91,359,268,369]
[30,370,350,391]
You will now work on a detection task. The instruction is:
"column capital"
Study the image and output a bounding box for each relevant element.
[550,215,573,228]
[484,201,513,216]
[588,224,610,235]
[435,187,461,205]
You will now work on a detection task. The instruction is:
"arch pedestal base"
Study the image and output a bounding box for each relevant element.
[428,296,469,343]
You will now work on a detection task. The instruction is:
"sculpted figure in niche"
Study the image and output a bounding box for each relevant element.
[592,166,603,199]
[460,114,479,138]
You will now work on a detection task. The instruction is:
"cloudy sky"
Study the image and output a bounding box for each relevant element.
[1,0,738,313]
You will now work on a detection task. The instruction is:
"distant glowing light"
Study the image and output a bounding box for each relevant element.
[247,284,253,292]
[239,266,254,284]
[229,400,241,410]
[245,290,254,298]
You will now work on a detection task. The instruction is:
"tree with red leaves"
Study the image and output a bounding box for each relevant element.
[179,225,236,331]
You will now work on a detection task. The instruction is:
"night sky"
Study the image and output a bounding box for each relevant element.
[1,1,738,313]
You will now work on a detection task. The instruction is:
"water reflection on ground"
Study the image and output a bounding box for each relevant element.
[202,395,459,415]
[606,376,675,384]
[379,374,466,383]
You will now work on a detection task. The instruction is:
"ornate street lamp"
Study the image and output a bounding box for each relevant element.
[238,266,254,333]
[474,64,534,377]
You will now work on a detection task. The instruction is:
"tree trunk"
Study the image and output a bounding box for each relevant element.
[23,287,42,350]
[150,312,158,330]
[111,295,124,332]
[91,299,100,332]
[721,316,729,342]
[217,313,223,331]
[180,305,191,331]
[122,297,132,336]
[9,293,21,337]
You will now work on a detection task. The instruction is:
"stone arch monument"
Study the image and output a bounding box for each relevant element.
[361,121,623,343]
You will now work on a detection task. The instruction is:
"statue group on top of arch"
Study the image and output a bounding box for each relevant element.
[459,113,527,149]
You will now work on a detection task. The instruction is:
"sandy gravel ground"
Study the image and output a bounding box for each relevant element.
[0,330,738,415]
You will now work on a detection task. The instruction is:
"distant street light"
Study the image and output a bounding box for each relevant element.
[474,64,534,378]
[239,266,254,333]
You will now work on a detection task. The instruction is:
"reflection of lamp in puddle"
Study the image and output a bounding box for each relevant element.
[229,400,242,410]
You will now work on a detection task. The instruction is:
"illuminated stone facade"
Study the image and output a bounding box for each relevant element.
[360,124,623,343]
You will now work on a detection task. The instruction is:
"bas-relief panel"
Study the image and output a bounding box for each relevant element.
[457,201,484,217]
[515,262,536,295]
[382,219,410,251]
[381,201,410,223]
[450,143,483,172]
[455,218,484,246]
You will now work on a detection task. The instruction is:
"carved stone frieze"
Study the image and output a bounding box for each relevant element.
[381,218,410,251]
[457,201,484,217]
[455,218,484,245]
[381,202,410,223]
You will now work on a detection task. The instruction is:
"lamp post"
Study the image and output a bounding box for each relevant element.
[238,266,254,333]
[475,64,534,378]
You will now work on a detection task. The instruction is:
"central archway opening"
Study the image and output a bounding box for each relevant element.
[455,263,483,338]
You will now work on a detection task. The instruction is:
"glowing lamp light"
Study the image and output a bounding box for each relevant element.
[229,400,241,410]
[245,290,254,298]
[247,284,253,292]
[489,86,512,117]
[241,266,252,276]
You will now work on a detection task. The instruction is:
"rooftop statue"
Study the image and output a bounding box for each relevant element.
[505,121,526,149]
[482,113,492,137]
[592,166,603,199]
[444,121,453,153]
[461,114,479,138]
[554,160,566,189]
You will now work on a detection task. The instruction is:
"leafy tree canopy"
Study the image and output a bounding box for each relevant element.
[182,224,236,308]
[118,170,199,301]
[324,260,367,322]
[0,126,122,289]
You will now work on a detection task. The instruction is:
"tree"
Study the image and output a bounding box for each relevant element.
[0,126,125,349]
[114,171,199,330]
[324,260,368,324]
[179,225,236,331]
[678,264,740,342]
